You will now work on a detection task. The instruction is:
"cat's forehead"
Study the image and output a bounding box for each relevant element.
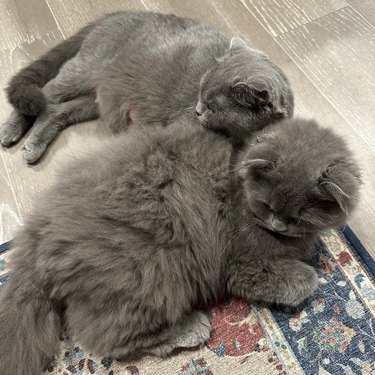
[215,94,229,105]
[200,81,229,100]
[262,127,336,168]
[274,155,324,183]
[248,145,322,187]
[259,174,317,210]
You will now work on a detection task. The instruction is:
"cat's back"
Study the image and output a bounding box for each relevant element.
[90,123,233,214]
[17,124,232,304]
[90,11,223,48]
[31,124,232,257]
[94,12,229,126]
[58,122,231,192]
[80,11,225,62]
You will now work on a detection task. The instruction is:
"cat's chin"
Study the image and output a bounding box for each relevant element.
[262,226,301,238]
[197,115,209,128]
[255,221,309,238]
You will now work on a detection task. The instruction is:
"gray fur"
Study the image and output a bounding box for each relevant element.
[22,94,98,163]
[5,22,95,116]
[0,117,361,375]
[1,11,293,163]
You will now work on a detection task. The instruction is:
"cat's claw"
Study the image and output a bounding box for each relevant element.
[22,140,47,164]
[279,265,319,307]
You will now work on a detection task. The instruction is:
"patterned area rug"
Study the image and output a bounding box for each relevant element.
[0,227,374,375]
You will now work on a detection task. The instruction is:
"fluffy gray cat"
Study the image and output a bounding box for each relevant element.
[0,11,293,163]
[0,117,360,375]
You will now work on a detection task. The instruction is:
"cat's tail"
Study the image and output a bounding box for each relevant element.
[0,273,61,375]
[6,22,95,116]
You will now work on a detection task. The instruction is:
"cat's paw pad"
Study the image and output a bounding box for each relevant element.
[22,139,47,164]
[0,121,24,146]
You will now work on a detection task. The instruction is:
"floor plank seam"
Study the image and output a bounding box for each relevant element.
[45,0,67,39]
[238,0,350,37]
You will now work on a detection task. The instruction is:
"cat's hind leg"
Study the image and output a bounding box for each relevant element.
[22,94,98,163]
[0,110,34,146]
[1,58,95,151]
[109,310,211,359]
[67,297,211,360]
[142,310,211,357]
[42,56,96,104]
[6,23,95,116]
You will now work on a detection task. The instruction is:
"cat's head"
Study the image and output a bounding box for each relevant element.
[237,118,362,237]
[196,37,294,139]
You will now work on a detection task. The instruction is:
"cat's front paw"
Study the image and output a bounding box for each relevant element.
[228,259,319,307]
[278,262,319,306]
[0,114,26,146]
[22,138,47,164]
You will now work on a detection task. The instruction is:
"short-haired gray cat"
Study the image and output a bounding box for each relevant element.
[0,117,360,375]
[0,11,293,163]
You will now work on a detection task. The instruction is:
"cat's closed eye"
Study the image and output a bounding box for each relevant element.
[262,202,273,211]
[252,168,271,182]
[206,100,218,113]
[285,216,298,225]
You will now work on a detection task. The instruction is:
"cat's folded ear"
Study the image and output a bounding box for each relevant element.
[318,163,362,213]
[229,37,264,56]
[216,37,247,62]
[229,37,248,52]
[230,83,270,110]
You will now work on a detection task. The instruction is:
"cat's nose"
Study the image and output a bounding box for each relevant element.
[195,102,205,116]
[271,217,287,232]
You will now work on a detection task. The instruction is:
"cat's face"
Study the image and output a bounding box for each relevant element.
[238,118,361,237]
[196,37,294,138]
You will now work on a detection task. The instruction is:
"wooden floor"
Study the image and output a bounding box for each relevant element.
[0,0,374,257]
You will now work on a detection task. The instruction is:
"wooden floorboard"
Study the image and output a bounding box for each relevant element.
[0,151,22,244]
[45,0,146,35]
[273,6,375,253]
[0,0,67,241]
[276,6,375,149]
[240,0,348,36]
[347,0,375,25]
[0,0,62,50]
[0,0,374,257]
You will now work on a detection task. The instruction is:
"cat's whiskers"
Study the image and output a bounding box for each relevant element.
[304,210,335,227]
[229,165,248,173]
[295,217,307,239]
[222,222,253,254]
[319,211,336,223]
